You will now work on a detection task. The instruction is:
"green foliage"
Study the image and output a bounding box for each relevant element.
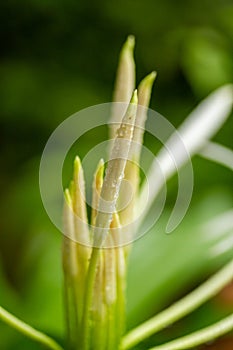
[0,0,232,349]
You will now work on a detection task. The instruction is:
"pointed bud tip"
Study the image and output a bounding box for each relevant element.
[73,156,82,178]
[64,188,72,206]
[94,158,104,172]
[140,71,157,88]
[126,35,135,49]
[98,158,105,166]
[74,155,81,166]
[122,35,135,54]
[149,71,157,81]
[95,160,105,189]
[96,158,105,177]
[131,89,138,104]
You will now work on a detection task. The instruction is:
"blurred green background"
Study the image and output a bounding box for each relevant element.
[0,0,233,349]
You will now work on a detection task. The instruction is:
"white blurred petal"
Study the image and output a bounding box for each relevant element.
[209,235,233,257]
[138,85,233,225]
[203,209,233,240]
[199,141,233,171]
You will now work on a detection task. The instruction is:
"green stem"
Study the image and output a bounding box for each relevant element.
[116,248,126,343]
[121,258,233,349]
[91,250,107,350]
[63,275,79,349]
[0,306,63,350]
[148,313,233,350]
[92,308,107,350]
[81,247,100,350]
[106,302,117,349]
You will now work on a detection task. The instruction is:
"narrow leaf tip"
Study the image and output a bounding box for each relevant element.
[131,89,138,105]
[124,35,135,52]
